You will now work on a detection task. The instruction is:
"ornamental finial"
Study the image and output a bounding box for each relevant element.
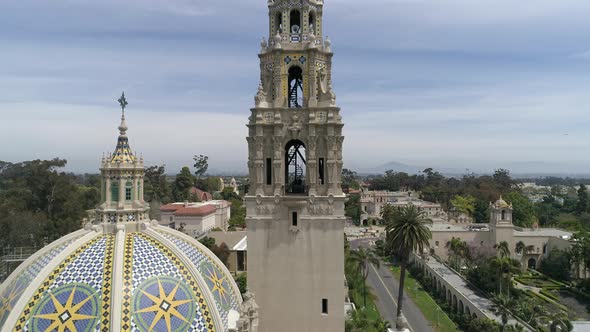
[117,91,129,134]
[118,91,128,118]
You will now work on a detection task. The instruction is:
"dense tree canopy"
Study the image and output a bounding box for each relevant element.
[0,159,99,248]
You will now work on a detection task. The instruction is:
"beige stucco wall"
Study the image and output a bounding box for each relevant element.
[247,196,345,332]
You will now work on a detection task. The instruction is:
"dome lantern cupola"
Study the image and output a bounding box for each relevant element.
[95,92,150,224]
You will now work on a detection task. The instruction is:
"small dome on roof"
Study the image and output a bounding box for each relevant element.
[494,196,510,208]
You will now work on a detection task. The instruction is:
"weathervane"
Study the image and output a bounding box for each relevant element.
[118,91,128,117]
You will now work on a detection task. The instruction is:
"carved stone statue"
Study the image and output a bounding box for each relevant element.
[254,81,268,107]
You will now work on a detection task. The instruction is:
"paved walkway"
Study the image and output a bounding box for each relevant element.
[351,239,434,332]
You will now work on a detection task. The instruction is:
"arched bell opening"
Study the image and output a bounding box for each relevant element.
[308,11,315,34]
[285,140,306,194]
[290,9,301,35]
[288,66,304,108]
[275,12,283,34]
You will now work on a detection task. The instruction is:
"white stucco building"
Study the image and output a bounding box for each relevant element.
[159,200,232,234]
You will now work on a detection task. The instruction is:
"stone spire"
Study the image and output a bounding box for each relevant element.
[111,92,136,164]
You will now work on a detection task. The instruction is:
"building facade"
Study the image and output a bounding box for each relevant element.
[359,187,445,224]
[160,200,232,234]
[429,198,573,270]
[245,0,346,331]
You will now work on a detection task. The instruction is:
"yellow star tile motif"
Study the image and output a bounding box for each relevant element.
[134,277,193,331]
[205,267,228,305]
[33,286,97,332]
[0,283,24,323]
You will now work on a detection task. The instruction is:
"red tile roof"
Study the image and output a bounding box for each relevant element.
[173,205,216,217]
[189,187,212,201]
[160,203,184,212]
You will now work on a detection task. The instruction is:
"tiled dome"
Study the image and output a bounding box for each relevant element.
[0,221,242,332]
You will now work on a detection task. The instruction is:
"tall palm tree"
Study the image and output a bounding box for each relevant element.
[491,293,512,332]
[515,241,525,255]
[349,247,380,307]
[384,204,432,328]
[496,241,511,258]
[490,256,510,295]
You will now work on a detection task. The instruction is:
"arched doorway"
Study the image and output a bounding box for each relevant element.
[459,300,464,314]
[285,140,306,194]
[528,258,537,269]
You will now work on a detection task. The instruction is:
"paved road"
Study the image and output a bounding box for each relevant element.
[351,238,434,332]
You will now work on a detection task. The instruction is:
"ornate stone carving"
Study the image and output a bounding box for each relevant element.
[254,81,269,107]
[288,114,302,137]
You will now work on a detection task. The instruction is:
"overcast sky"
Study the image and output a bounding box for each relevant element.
[1,0,590,174]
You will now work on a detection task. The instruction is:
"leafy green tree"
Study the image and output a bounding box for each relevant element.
[235,273,247,294]
[199,236,216,249]
[493,169,516,193]
[345,193,361,225]
[220,187,240,201]
[540,310,573,332]
[577,184,589,214]
[384,204,432,328]
[172,167,195,201]
[450,195,476,216]
[446,237,468,270]
[349,248,380,307]
[144,165,171,203]
[540,248,571,281]
[491,293,512,331]
[466,317,500,332]
[474,199,490,223]
[504,191,535,227]
[342,168,360,190]
[193,155,209,180]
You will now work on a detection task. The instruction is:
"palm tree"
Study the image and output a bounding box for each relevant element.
[491,293,512,332]
[496,241,511,258]
[384,204,432,329]
[491,256,513,296]
[540,311,573,332]
[349,247,380,307]
[446,237,466,270]
[515,241,525,255]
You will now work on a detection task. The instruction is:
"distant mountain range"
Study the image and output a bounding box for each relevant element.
[356,161,590,178]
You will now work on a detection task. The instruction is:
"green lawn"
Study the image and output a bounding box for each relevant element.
[349,285,381,320]
[390,266,459,332]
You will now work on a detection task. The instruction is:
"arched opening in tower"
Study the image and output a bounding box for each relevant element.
[288,66,303,108]
[276,12,283,33]
[290,9,301,35]
[309,11,315,34]
[285,140,306,194]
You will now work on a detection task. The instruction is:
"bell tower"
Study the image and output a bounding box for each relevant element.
[246,0,345,331]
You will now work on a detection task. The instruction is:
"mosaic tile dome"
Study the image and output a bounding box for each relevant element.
[0,221,242,332]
